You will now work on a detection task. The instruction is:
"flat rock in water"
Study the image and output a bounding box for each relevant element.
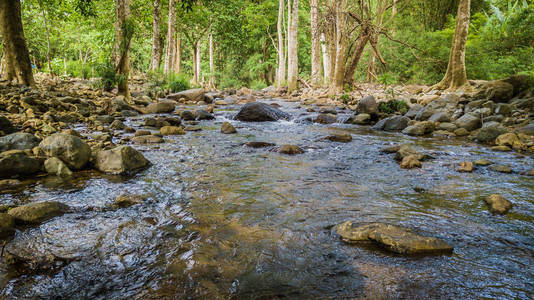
[323,133,352,143]
[132,135,164,144]
[335,221,453,255]
[221,122,237,134]
[245,142,275,148]
[484,194,513,214]
[279,145,304,155]
[8,201,69,224]
[235,102,291,122]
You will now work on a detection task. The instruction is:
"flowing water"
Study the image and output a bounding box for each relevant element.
[1,99,533,299]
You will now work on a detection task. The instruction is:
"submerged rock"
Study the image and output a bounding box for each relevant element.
[490,164,512,173]
[458,161,474,173]
[323,133,352,143]
[394,145,426,161]
[474,159,493,166]
[484,194,513,214]
[335,221,453,254]
[180,110,196,121]
[245,141,275,148]
[235,102,291,122]
[0,132,40,152]
[160,126,185,135]
[8,201,69,224]
[221,122,237,134]
[114,194,146,208]
[132,135,164,144]
[95,146,151,175]
[279,145,304,155]
[314,113,337,124]
[38,134,91,170]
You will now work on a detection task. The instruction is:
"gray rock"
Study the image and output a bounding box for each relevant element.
[494,103,512,116]
[395,145,426,161]
[132,135,164,144]
[111,96,130,112]
[476,122,508,143]
[39,134,91,170]
[438,122,457,132]
[0,151,43,178]
[373,116,410,131]
[314,114,337,124]
[402,121,435,136]
[346,113,371,125]
[0,116,15,135]
[195,110,215,120]
[518,123,534,136]
[473,80,514,103]
[235,102,291,122]
[110,120,126,130]
[0,132,40,152]
[455,114,481,131]
[146,100,176,114]
[95,146,151,175]
[8,201,69,224]
[356,96,378,115]
[44,157,73,177]
[415,107,435,121]
[167,88,205,102]
[404,104,423,119]
[428,112,451,122]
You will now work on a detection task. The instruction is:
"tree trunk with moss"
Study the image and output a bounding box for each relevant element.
[114,0,132,99]
[0,0,35,86]
[432,0,470,91]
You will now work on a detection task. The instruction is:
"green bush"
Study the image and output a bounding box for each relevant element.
[378,100,409,114]
[166,73,190,93]
[94,61,119,91]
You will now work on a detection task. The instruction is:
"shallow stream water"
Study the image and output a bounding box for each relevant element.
[1,99,533,299]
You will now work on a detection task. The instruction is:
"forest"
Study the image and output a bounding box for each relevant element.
[0,0,533,299]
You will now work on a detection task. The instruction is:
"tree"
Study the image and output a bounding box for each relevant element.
[332,0,346,92]
[431,0,471,91]
[287,0,299,91]
[310,0,321,86]
[0,0,35,86]
[149,0,161,72]
[276,0,285,88]
[114,0,132,98]
[164,0,176,73]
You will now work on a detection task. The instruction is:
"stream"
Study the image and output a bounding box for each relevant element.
[1,98,533,299]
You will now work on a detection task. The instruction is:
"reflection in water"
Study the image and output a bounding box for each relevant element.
[1,99,533,299]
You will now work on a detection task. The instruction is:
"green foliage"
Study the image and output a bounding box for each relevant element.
[339,93,351,104]
[378,100,409,115]
[166,73,190,92]
[94,61,120,91]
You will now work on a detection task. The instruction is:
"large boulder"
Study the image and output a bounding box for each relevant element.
[394,144,426,161]
[0,132,40,152]
[8,201,69,224]
[0,116,15,135]
[475,122,508,143]
[473,80,514,103]
[334,221,453,254]
[373,116,410,131]
[94,146,151,175]
[167,88,205,103]
[356,96,378,115]
[404,104,423,119]
[38,134,91,170]
[518,123,534,136]
[402,121,435,136]
[195,110,215,120]
[146,100,176,114]
[455,114,481,131]
[234,102,291,122]
[44,157,73,177]
[484,194,513,214]
[0,151,43,178]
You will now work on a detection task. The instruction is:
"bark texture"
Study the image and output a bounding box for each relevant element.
[321,32,330,84]
[209,31,215,89]
[287,0,299,91]
[149,0,161,72]
[173,36,181,74]
[114,0,132,98]
[0,0,35,86]
[276,0,285,87]
[164,0,176,73]
[310,0,321,86]
[433,0,471,91]
[333,0,347,93]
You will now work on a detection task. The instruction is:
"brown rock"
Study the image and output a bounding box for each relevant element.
[484,194,513,214]
[400,155,422,169]
[458,161,474,172]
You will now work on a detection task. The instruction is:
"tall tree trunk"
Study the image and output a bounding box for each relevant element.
[276,0,285,88]
[173,35,181,73]
[287,0,299,91]
[333,0,346,92]
[38,0,53,76]
[343,32,370,87]
[310,0,321,86]
[150,0,161,72]
[164,0,176,73]
[114,0,132,99]
[327,0,336,86]
[209,31,215,89]
[192,41,200,85]
[432,0,470,91]
[196,42,201,85]
[0,0,35,86]
[321,32,330,84]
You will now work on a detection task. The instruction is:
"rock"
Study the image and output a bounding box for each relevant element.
[458,161,474,172]
[0,132,40,152]
[404,104,423,119]
[476,122,508,143]
[474,159,493,166]
[334,221,453,254]
[180,110,196,121]
[454,128,469,136]
[0,116,15,135]
[44,157,73,177]
[324,133,352,143]
[438,122,457,132]
[402,121,435,136]
[38,134,91,170]
[415,107,436,121]
[473,80,514,103]
[195,110,215,120]
[491,145,512,152]
[221,122,237,134]
[0,213,15,239]
[526,170,534,176]
[490,164,512,173]
[346,113,371,125]
[160,126,185,135]
[373,116,410,131]
[184,126,201,131]
[417,94,440,106]
[428,112,451,123]
[167,88,205,103]
[111,96,130,112]
[245,141,275,148]
[279,145,304,155]
[114,194,146,208]
[95,146,151,175]
[400,155,422,169]
[110,120,126,130]
[484,194,513,214]
[455,114,481,131]
[132,135,164,144]
[380,145,401,153]
[96,115,114,124]
[235,102,291,122]
[146,101,176,114]
[518,123,534,136]
[495,103,512,116]
[495,133,524,150]
[356,96,378,115]
[8,201,69,224]
[0,179,21,190]
[0,151,43,178]
[135,130,151,137]
[314,114,337,124]
[395,145,426,161]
